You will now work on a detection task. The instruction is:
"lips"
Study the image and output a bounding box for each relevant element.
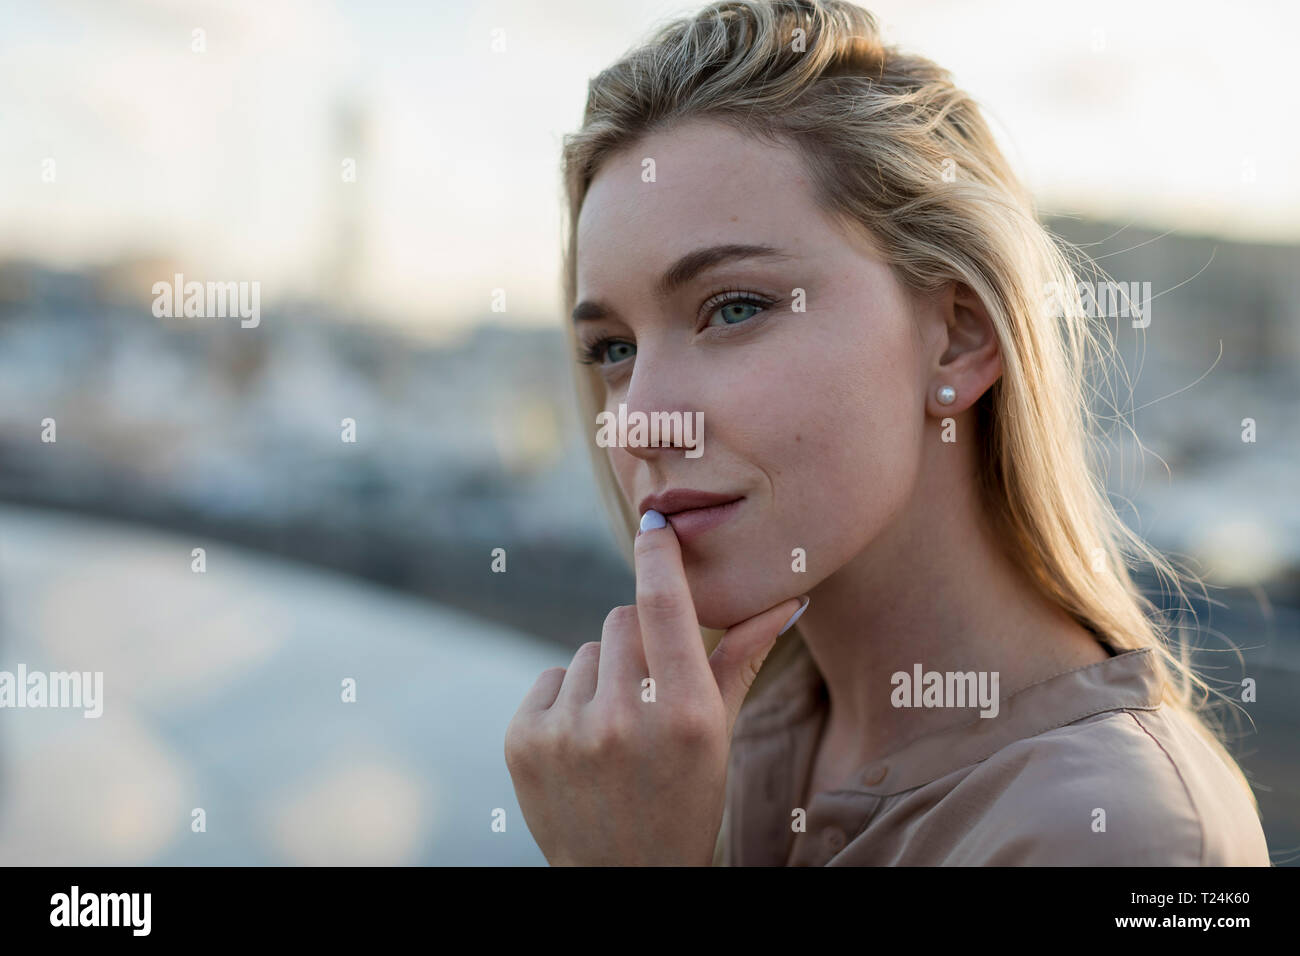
[638,489,744,518]
[638,489,746,544]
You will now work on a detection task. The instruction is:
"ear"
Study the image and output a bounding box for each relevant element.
[924,280,1002,417]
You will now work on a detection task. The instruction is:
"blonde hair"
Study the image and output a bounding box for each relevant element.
[558,0,1259,811]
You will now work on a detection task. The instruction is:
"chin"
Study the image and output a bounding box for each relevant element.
[689,588,771,632]
[684,552,793,631]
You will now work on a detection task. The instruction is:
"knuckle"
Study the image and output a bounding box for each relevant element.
[637,586,681,615]
[738,653,764,689]
[671,704,720,744]
[576,718,628,758]
[538,716,575,758]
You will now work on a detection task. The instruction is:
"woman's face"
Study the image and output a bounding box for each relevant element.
[574,118,929,630]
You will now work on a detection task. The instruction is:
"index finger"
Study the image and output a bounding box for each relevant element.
[634,509,709,688]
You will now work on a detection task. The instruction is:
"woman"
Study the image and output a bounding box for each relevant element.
[504,0,1270,866]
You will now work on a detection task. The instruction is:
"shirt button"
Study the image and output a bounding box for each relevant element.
[862,765,888,785]
[822,826,847,852]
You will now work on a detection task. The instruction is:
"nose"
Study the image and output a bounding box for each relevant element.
[612,350,702,463]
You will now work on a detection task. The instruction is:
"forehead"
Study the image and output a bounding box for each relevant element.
[575,119,822,290]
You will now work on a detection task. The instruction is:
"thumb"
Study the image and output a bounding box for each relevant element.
[710,595,809,738]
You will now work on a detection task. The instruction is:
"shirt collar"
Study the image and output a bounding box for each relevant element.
[734,635,1166,797]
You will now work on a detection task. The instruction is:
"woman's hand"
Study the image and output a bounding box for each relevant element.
[504,512,808,866]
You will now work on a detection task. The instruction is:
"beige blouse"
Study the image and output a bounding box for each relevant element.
[713,634,1270,865]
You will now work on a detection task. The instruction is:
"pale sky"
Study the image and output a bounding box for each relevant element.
[2,0,1296,337]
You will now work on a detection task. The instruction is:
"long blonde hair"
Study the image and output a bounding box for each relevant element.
[558,0,1258,811]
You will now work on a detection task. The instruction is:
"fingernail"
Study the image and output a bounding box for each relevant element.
[639,509,666,534]
[778,596,811,635]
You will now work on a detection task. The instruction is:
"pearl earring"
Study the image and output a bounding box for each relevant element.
[937,385,956,405]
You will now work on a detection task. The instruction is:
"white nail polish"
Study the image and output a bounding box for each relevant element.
[640,509,666,532]
[778,596,811,635]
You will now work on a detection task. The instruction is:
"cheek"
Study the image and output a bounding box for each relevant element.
[680,327,921,629]
[761,317,922,574]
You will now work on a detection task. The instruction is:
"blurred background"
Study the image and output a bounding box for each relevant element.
[0,0,1297,865]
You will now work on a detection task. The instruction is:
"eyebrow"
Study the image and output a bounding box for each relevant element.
[571,243,792,323]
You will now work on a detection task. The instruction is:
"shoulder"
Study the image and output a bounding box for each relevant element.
[944,706,1268,865]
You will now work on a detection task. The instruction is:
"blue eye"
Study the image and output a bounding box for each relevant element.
[704,292,773,328]
[577,335,635,367]
[605,340,636,362]
[712,301,762,325]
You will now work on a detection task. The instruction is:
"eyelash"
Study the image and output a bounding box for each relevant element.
[576,288,777,367]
